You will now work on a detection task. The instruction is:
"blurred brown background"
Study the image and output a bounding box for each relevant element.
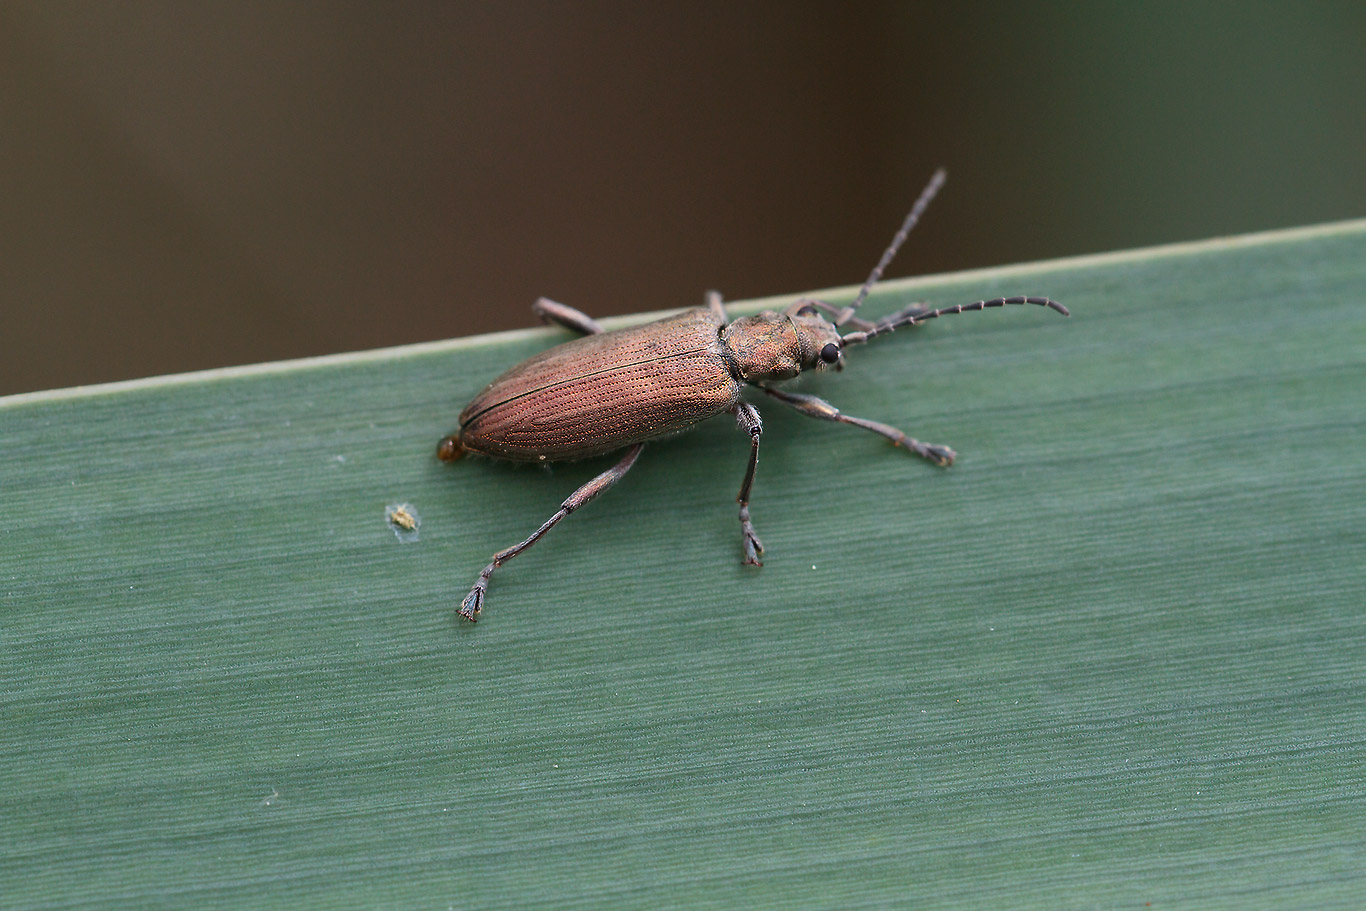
[3,2,1364,396]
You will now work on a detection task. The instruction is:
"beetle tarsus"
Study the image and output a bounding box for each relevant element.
[739,504,765,566]
[906,440,956,467]
[458,578,487,622]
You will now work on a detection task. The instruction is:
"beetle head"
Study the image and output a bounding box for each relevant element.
[789,304,847,371]
[721,308,844,383]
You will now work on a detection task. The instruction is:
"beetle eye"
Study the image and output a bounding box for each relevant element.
[819,342,841,363]
[796,303,818,317]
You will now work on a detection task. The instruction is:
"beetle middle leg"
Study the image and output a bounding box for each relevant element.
[459,443,644,621]
[762,387,957,466]
[733,403,765,565]
[706,290,730,326]
[532,297,604,336]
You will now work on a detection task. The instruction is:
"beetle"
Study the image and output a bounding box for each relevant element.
[438,169,1067,621]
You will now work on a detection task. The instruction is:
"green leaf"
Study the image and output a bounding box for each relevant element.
[3,221,1364,908]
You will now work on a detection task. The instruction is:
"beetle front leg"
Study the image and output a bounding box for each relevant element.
[733,403,765,565]
[762,387,957,466]
[459,443,644,621]
[532,297,605,336]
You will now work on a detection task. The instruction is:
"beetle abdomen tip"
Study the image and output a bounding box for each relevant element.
[436,435,465,462]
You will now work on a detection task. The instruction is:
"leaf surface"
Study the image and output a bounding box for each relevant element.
[3,222,1364,909]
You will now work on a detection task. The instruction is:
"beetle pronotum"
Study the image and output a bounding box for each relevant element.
[439,170,1067,621]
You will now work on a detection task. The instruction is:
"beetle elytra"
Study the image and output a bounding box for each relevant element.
[439,169,1067,621]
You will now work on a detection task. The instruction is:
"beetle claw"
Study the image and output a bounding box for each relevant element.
[925,444,956,467]
[897,439,956,466]
[742,531,765,566]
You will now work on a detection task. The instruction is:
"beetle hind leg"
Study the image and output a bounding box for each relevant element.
[762,387,956,466]
[532,297,605,336]
[458,444,645,621]
[733,403,765,565]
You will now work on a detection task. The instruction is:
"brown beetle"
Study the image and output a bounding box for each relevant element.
[439,170,1067,621]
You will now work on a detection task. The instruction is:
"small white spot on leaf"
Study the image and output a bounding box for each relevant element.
[386,503,421,542]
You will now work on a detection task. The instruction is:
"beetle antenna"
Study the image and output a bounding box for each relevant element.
[836,167,947,327]
[840,296,1069,346]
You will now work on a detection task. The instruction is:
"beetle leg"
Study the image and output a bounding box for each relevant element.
[458,444,645,621]
[706,290,729,327]
[532,297,605,336]
[733,403,765,566]
[781,297,877,333]
[761,387,957,466]
[781,297,934,334]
